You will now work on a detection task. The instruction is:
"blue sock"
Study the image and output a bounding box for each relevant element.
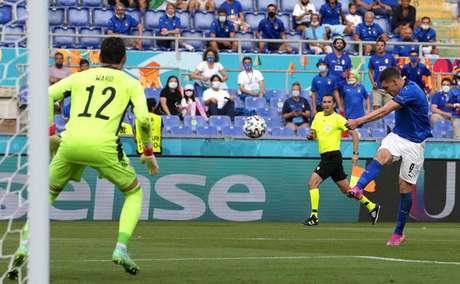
[356,160,383,189]
[394,192,413,235]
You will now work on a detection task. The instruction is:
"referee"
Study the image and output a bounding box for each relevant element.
[304,95,381,226]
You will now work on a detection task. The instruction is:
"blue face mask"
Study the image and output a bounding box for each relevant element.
[243,63,252,71]
[207,56,215,63]
[410,56,418,64]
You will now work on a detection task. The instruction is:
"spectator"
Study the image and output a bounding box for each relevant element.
[310,59,340,115]
[353,11,387,55]
[107,3,143,50]
[401,50,432,92]
[448,73,460,139]
[414,16,438,55]
[159,75,183,116]
[157,3,194,51]
[79,59,90,72]
[49,52,71,85]
[218,0,249,32]
[186,0,216,12]
[292,0,317,32]
[394,26,418,57]
[180,84,208,120]
[380,0,398,10]
[431,78,454,125]
[338,70,370,119]
[392,0,416,33]
[257,4,292,53]
[282,82,311,131]
[190,48,228,96]
[355,0,392,17]
[203,75,235,118]
[304,14,332,54]
[368,39,396,109]
[319,0,345,26]
[109,0,147,12]
[345,3,362,27]
[209,9,238,52]
[237,56,265,100]
[324,36,352,87]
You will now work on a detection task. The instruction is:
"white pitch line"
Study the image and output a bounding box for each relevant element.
[80,255,460,266]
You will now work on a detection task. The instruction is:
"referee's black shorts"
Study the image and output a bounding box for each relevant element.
[314,150,347,182]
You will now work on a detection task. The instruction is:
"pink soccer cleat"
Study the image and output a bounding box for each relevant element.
[346,186,363,200]
[386,234,406,246]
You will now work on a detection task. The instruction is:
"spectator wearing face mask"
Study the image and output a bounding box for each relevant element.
[107,3,143,49]
[209,9,238,52]
[338,70,370,120]
[304,14,332,55]
[430,78,454,126]
[180,84,208,120]
[49,52,71,85]
[311,59,340,115]
[401,50,432,92]
[157,3,194,51]
[160,75,183,116]
[237,56,265,100]
[292,0,317,32]
[203,75,235,119]
[414,17,438,55]
[191,48,228,97]
[257,4,292,53]
[282,82,311,131]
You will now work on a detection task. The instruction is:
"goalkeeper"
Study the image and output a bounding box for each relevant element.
[17,37,158,276]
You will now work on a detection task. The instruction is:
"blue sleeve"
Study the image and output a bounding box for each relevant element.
[279,20,285,33]
[393,85,416,106]
[236,2,243,13]
[393,45,400,55]
[159,16,166,29]
[432,29,437,41]
[319,5,326,18]
[175,17,181,29]
[413,28,421,39]
[361,85,369,98]
[345,56,352,71]
[107,17,115,32]
[400,65,408,77]
[355,24,363,38]
[210,21,217,34]
[303,98,311,111]
[311,78,318,92]
[368,56,374,70]
[390,55,397,66]
[228,22,235,33]
[282,101,291,113]
[431,94,440,105]
[422,65,431,76]
[376,24,384,36]
[257,20,264,33]
[130,16,139,27]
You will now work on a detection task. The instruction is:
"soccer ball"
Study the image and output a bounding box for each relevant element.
[243,115,267,139]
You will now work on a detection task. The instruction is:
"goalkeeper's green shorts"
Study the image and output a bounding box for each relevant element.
[49,139,137,191]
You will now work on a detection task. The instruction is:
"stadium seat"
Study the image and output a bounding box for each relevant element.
[79,27,103,49]
[234,116,246,128]
[162,115,182,129]
[184,116,207,129]
[239,0,254,10]
[245,12,265,32]
[278,13,291,32]
[170,125,194,136]
[81,0,102,7]
[266,89,285,101]
[176,11,190,30]
[52,26,76,48]
[375,16,390,33]
[144,10,164,30]
[269,98,285,112]
[208,115,232,130]
[233,96,244,108]
[15,4,26,25]
[222,126,244,137]
[68,7,91,27]
[1,25,25,46]
[144,87,161,101]
[49,7,65,26]
[296,127,310,138]
[433,120,453,132]
[196,126,219,137]
[93,8,114,28]
[245,96,266,110]
[182,30,204,51]
[286,32,301,52]
[57,0,78,6]
[357,128,370,138]
[236,32,255,52]
[271,127,295,137]
[215,0,226,8]
[280,0,297,13]
[126,8,141,24]
[0,4,13,24]
[256,107,271,117]
[264,116,282,128]
[371,128,386,138]
[257,0,275,11]
[310,0,324,10]
[140,29,155,50]
[194,11,214,31]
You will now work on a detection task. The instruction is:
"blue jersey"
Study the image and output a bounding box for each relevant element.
[219,0,243,17]
[355,22,384,41]
[282,97,311,124]
[339,82,368,119]
[107,14,138,34]
[324,52,352,83]
[447,87,460,118]
[414,27,436,42]
[368,53,396,88]
[209,20,234,37]
[431,91,451,113]
[258,17,285,39]
[392,81,432,143]
[159,15,181,31]
[319,2,342,25]
[311,73,336,106]
[394,42,418,56]
[401,63,431,91]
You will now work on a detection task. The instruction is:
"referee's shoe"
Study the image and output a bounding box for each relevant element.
[369,204,382,225]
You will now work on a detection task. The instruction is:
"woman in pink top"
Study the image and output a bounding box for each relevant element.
[180,84,208,121]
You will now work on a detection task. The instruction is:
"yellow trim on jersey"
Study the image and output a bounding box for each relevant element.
[136,113,162,153]
[311,111,348,154]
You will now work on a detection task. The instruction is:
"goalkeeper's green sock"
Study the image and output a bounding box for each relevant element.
[117,186,143,246]
[359,195,376,212]
[309,188,320,218]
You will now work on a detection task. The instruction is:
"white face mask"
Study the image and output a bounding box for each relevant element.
[218,16,226,22]
[185,90,193,97]
[347,77,357,85]
[421,24,430,30]
[442,85,450,93]
[168,81,178,89]
[292,90,300,97]
[211,81,221,89]
[311,21,319,27]
[318,65,328,73]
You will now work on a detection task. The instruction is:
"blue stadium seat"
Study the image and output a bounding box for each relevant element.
[57,0,78,6]
[182,30,204,51]
[269,97,285,112]
[194,11,214,31]
[93,8,114,28]
[0,4,13,24]
[126,8,141,24]
[162,115,182,129]
[236,32,255,52]
[1,25,25,46]
[196,126,219,137]
[245,12,265,32]
[256,107,270,117]
[140,29,155,50]
[371,128,386,138]
[375,16,390,33]
[170,125,194,136]
[341,0,351,13]
[144,10,164,30]
[52,26,76,48]
[79,27,102,49]
[257,0,276,11]
[357,128,370,138]
[222,126,244,137]
[266,89,285,101]
[239,0,254,10]
[245,96,266,110]
[68,7,91,27]
[81,0,102,7]
[286,32,301,52]
[278,13,291,31]
[144,87,161,101]
[234,116,246,127]
[310,0,324,10]
[215,0,226,8]
[296,127,310,137]
[176,11,190,30]
[280,0,297,13]
[271,127,295,137]
[15,4,26,25]
[184,116,207,129]
[49,7,65,26]
[208,115,232,130]
[433,120,453,132]
[264,116,281,128]
[233,96,244,108]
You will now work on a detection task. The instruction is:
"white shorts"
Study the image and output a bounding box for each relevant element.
[379,132,425,184]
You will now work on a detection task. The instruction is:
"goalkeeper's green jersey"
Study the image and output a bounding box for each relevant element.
[49,67,151,148]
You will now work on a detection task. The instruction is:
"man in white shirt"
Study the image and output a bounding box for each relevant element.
[292,0,316,32]
[237,57,265,101]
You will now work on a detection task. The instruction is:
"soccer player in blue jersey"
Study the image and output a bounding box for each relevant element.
[346,67,432,246]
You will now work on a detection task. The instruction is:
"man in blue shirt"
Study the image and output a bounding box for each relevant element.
[209,9,237,52]
[346,67,432,247]
[282,82,311,130]
[107,3,143,49]
[319,0,345,25]
[430,78,454,125]
[339,71,370,119]
[353,11,387,55]
[218,0,249,32]
[401,50,431,92]
[257,4,291,53]
[324,36,352,86]
[414,17,437,55]
[310,59,342,115]
[394,27,418,57]
[368,39,396,109]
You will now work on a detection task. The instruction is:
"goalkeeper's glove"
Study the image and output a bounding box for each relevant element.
[49,123,61,159]
[140,147,159,175]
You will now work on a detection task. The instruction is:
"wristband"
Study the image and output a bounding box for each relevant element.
[49,123,57,136]
[143,147,154,156]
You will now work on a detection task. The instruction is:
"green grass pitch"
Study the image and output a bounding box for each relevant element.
[2,221,460,283]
